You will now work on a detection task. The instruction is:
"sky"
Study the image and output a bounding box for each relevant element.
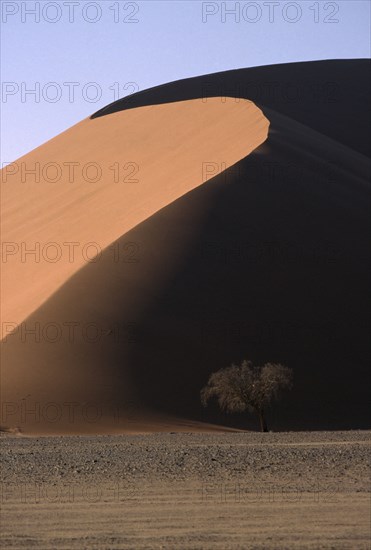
[1,0,370,162]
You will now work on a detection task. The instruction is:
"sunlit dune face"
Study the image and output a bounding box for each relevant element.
[1,97,269,330]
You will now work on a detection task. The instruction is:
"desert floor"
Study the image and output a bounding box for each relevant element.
[1,431,370,549]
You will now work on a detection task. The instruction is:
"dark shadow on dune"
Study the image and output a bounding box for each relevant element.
[125,111,370,431]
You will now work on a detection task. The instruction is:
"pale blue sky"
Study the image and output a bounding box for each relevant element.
[1,0,370,162]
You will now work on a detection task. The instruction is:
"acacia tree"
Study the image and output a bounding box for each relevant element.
[201,360,293,432]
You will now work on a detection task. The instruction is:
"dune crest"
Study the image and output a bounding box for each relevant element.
[1,98,269,330]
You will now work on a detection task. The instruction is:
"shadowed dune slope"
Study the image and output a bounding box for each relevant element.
[1,60,370,433]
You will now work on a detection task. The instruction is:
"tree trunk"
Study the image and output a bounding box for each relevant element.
[258,410,268,432]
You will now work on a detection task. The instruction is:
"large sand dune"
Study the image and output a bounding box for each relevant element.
[1,60,370,434]
[1,98,268,433]
[1,98,268,328]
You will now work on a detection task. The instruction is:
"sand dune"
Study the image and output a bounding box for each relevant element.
[1,60,370,434]
[1,97,268,434]
[1,98,268,329]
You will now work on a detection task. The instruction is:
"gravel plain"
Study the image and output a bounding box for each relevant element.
[1,431,370,549]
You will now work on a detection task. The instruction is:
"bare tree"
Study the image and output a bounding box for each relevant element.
[201,360,293,432]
